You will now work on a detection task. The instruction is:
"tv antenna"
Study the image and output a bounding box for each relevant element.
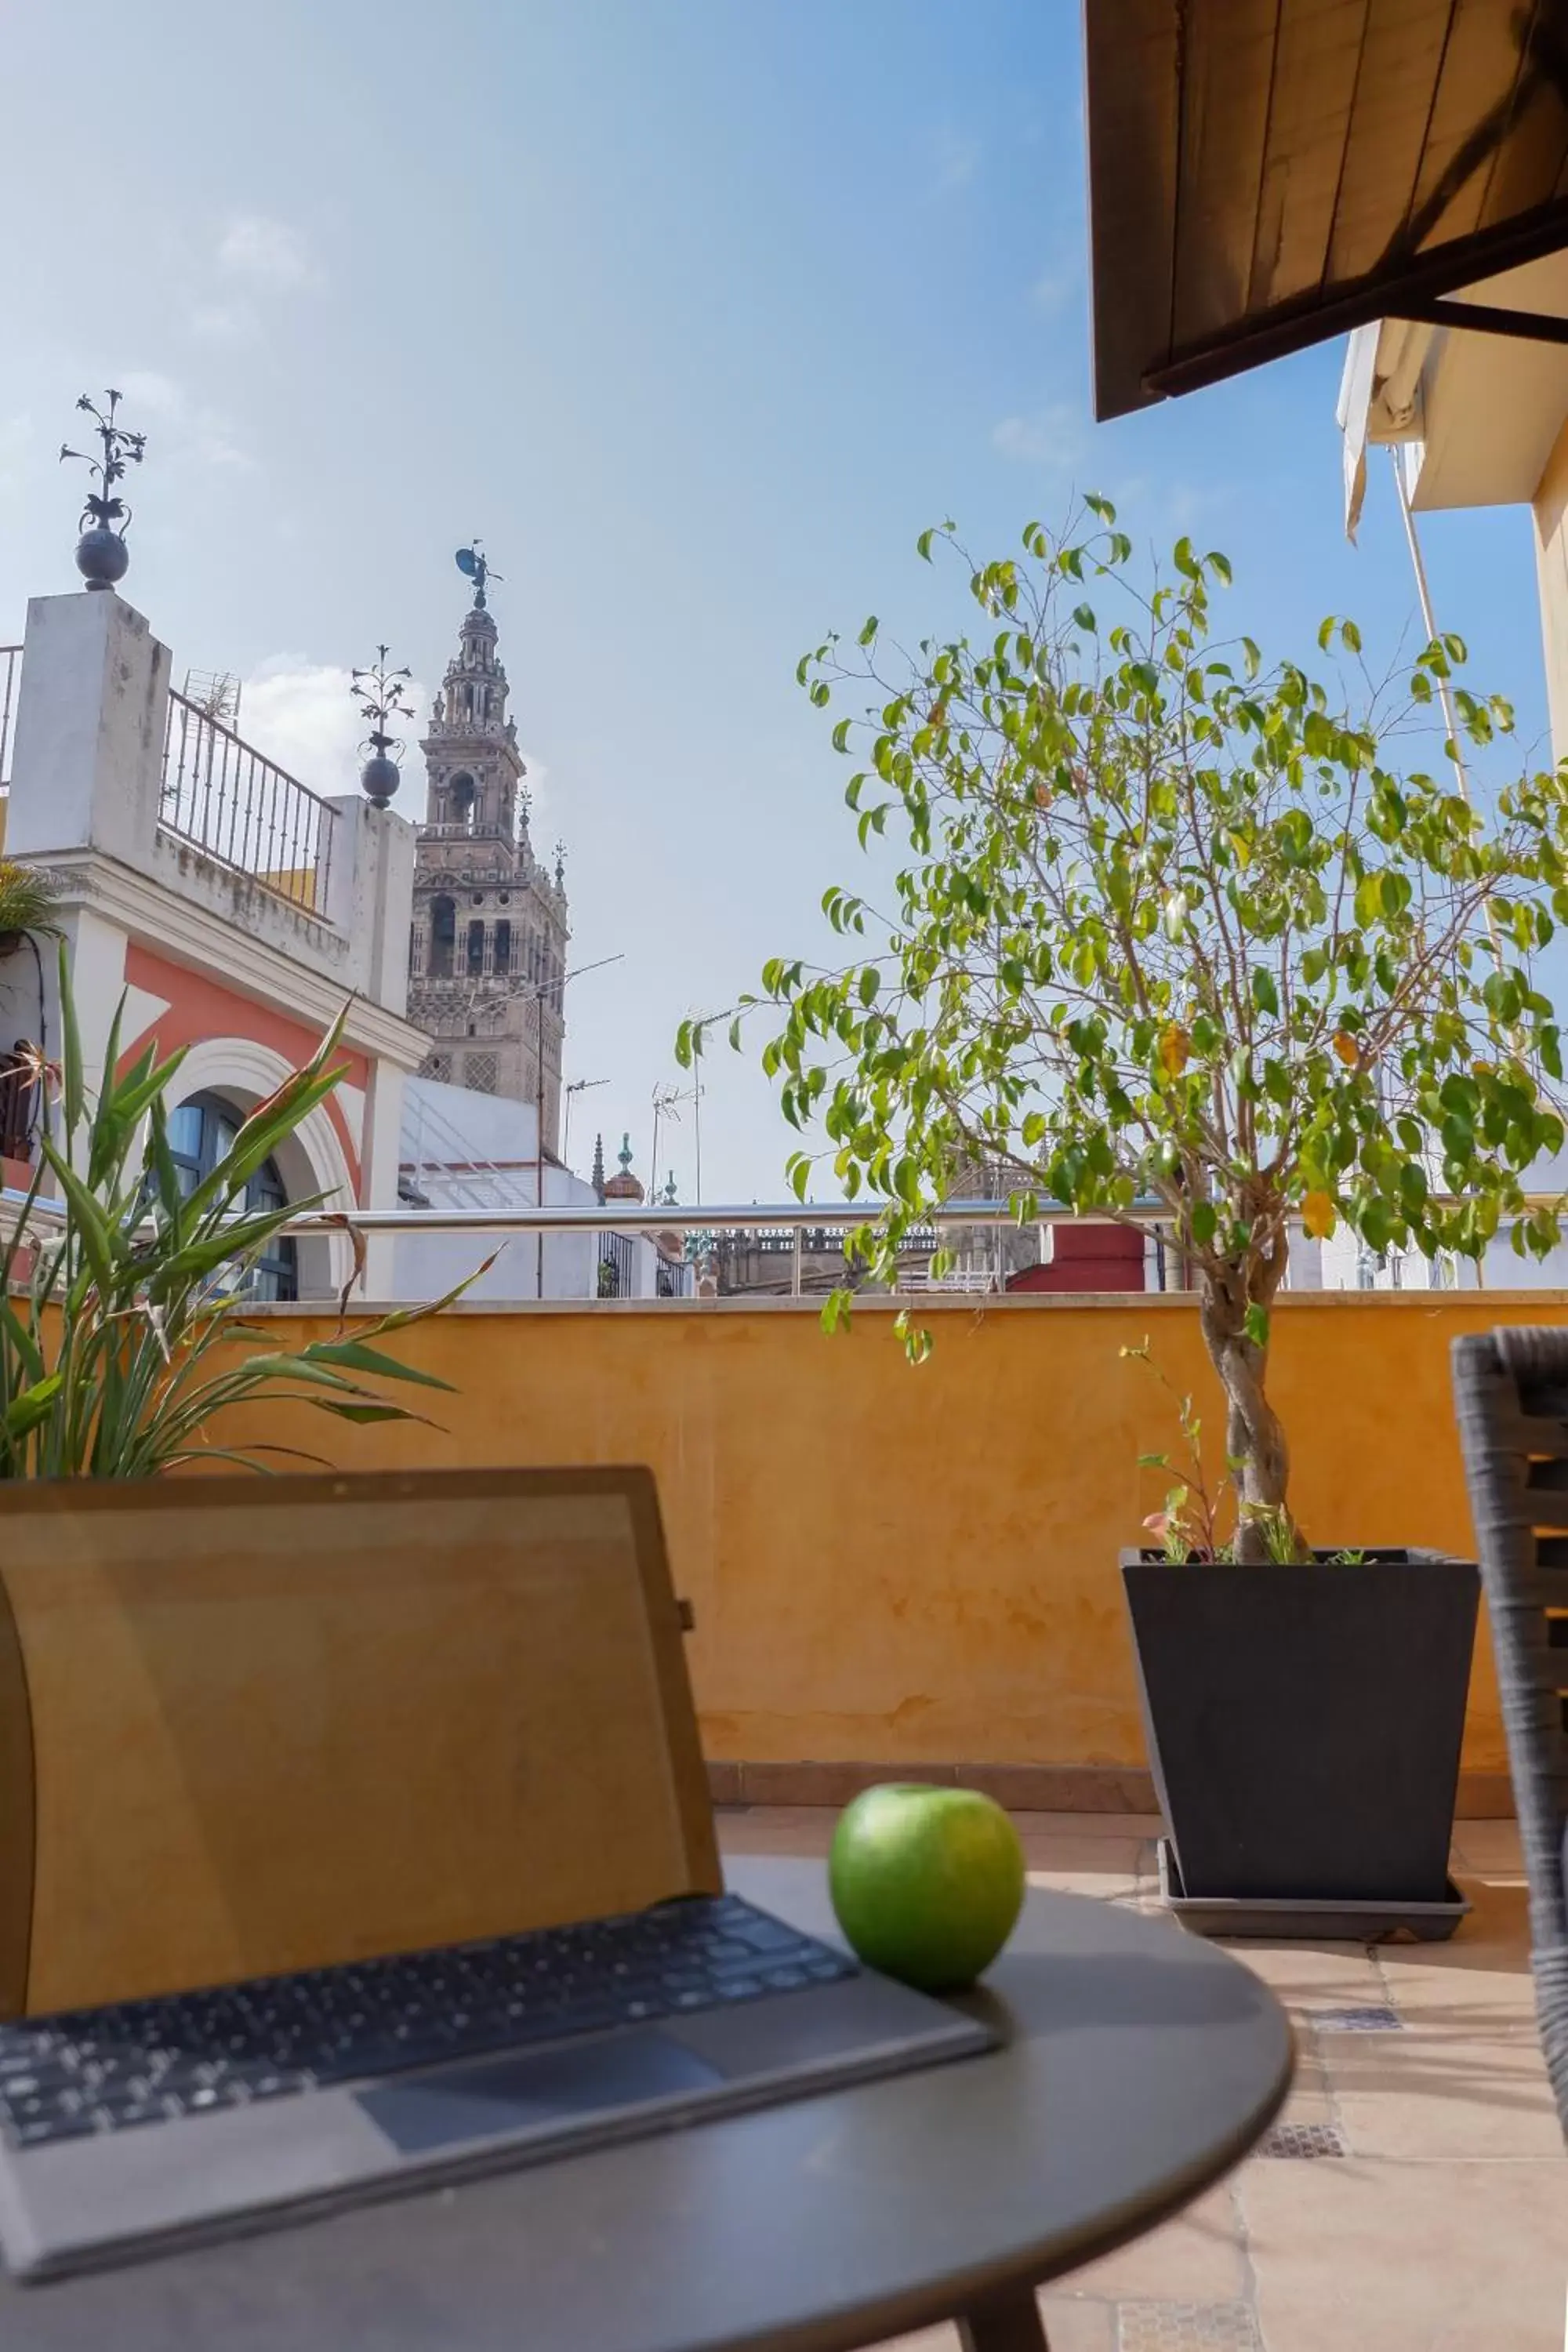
[563,1075,609,1163]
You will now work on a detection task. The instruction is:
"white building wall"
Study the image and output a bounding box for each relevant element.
[1,584,427,1299]
[391,1075,684,1304]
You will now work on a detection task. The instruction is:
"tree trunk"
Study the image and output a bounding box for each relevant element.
[1198,1261,1303,1563]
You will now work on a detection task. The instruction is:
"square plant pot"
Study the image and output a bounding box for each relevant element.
[1122,1550,1479,1906]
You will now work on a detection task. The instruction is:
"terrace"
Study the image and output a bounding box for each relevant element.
[724,1808,1554,2352]
[214,1280,1568,2349]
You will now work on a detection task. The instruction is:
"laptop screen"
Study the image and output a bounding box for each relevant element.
[0,1470,719,2016]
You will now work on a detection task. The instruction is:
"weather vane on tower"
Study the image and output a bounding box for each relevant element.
[455,541,503,610]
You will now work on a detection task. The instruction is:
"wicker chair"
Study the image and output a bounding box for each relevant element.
[1451,1328,1568,2136]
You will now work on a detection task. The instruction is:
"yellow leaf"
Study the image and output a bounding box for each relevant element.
[1158,1022,1191,1079]
[1301,1189,1337,1240]
[1332,1030,1360,1069]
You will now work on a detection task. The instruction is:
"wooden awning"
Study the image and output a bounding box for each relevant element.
[1086,0,1568,420]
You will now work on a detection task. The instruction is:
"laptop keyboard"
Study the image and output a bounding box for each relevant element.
[0,1896,858,2151]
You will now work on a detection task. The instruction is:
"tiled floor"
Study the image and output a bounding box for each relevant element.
[716,1809,1568,2352]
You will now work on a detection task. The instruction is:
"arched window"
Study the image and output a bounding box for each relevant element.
[466,920,485,976]
[493,919,511,974]
[430,895,456,976]
[166,1094,297,1303]
[447,774,476,824]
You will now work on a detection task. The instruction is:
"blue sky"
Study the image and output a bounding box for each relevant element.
[0,0,1553,1199]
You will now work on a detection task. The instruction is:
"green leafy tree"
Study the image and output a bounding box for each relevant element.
[1,948,472,1476]
[679,506,1568,1559]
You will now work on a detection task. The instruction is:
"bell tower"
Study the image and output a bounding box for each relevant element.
[406,546,572,1153]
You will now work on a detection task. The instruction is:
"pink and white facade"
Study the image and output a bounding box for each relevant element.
[0,589,425,1298]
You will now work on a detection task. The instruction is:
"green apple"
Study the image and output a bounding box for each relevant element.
[828,1783,1025,1991]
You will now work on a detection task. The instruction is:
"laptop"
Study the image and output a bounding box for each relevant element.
[0,1467,993,2280]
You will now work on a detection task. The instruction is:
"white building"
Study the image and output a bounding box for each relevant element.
[0,587,421,1301]
[0,563,651,1308]
[1332,272,1568,1292]
[396,1083,688,1305]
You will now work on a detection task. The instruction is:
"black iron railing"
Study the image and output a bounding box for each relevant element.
[160,691,336,916]
[0,1044,36,1162]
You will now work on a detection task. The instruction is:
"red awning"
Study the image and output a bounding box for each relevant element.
[1084,0,1568,419]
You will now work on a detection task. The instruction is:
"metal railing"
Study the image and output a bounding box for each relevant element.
[0,1048,35,1161]
[160,691,337,915]
[6,1186,1564,1301]
[0,647,20,791]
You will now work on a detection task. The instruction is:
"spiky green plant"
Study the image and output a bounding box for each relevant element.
[0,861,62,944]
[0,946,466,1477]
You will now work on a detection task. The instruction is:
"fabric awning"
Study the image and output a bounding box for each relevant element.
[1085,0,1568,421]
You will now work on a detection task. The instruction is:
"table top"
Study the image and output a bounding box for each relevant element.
[0,1854,1293,2352]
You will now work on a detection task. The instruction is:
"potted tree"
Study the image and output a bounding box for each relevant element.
[678,504,1568,1935]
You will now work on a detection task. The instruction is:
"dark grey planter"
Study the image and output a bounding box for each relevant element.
[1122,1549,1479,1914]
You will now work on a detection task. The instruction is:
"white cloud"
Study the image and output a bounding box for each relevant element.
[194,423,254,472]
[0,414,33,501]
[990,403,1087,470]
[1166,481,1232,531]
[517,747,550,827]
[187,299,260,346]
[238,659,429,803]
[118,370,185,419]
[933,126,980,194]
[217,215,323,292]
[1030,263,1080,318]
[114,372,255,474]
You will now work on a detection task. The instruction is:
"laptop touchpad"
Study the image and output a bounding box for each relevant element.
[356,2032,724,2156]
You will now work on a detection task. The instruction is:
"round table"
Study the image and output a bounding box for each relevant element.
[0,1856,1293,2352]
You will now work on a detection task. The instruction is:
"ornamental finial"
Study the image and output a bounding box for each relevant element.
[351,644,415,808]
[60,388,147,591]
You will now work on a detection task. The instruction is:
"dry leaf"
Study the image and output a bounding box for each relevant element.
[1158,1023,1192,1078]
[1301,1190,1337,1240]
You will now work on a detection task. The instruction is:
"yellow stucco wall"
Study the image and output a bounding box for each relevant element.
[223,1292,1568,1775]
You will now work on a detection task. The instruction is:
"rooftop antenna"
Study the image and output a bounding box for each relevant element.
[180,670,241,727]
[652,1078,704,1205]
[562,1074,609,1165]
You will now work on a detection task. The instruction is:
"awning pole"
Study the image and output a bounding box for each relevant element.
[1387,448,1503,971]
[1388,447,1474,813]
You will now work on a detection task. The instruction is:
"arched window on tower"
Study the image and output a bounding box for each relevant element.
[493,920,511,975]
[429,895,456,977]
[466,920,485,977]
[447,774,476,828]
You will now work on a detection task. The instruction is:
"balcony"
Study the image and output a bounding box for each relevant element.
[1,590,416,1014]
[417,820,514,844]
[161,689,336,914]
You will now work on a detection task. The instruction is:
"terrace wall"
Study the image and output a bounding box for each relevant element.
[227,1290,1566,1809]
